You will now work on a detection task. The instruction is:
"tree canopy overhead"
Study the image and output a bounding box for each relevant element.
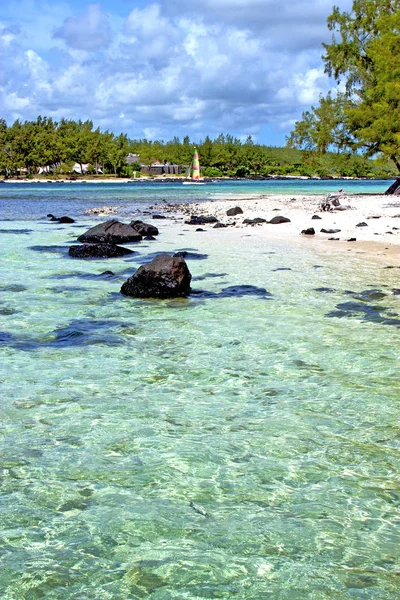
[288,0,400,173]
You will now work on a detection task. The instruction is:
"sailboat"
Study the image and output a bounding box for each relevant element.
[182,148,205,185]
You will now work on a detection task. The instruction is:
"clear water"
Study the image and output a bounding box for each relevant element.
[1,181,400,599]
[0,178,392,221]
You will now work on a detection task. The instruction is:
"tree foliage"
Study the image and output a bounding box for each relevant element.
[0,116,394,178]
[288,0,400,172]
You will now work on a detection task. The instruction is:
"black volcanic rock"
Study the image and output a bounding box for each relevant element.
[243,218,267,224]
[185,215,218,225]
[69,244,135,258]
[121,253,192,298]
[268,216,291,224]
[130,220,159,236]
[226,206,243,216]
[78,220,142,244]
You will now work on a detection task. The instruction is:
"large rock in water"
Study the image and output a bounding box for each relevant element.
[78,220,142,244]
[121,253,192,298]
[69,243,134,258]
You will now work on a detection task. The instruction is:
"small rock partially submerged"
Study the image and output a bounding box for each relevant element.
[47,214,75,223]
[301,227,315,235]
[121,253,192,298]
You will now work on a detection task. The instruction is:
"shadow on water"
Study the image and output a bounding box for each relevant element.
[192,272,228,281]
[191,285,273,300]
[29,245,70,255]
[45,271,120,282]
[0,284,27,293]
[0,319,129,351]
[325,288,400,327]
[0,228,32,234]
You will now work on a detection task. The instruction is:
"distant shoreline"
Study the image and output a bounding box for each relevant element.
[0,175,395,184]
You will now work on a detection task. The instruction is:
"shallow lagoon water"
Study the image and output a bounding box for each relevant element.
[1,182,400,598]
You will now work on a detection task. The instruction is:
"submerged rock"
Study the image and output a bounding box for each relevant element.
[69,244,135,258]
[301,227,315,235]
[78,220,142,244]
[121,253,192,298]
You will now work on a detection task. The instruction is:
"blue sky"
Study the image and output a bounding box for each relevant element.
[0,0,352,145]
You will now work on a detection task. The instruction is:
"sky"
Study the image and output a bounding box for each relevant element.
[0,0,352,145]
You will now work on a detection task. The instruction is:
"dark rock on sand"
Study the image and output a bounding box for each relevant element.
[269,216,291,224]
[78,220,142,244]
[311,215,322,220]
[121,253,192,298]
[301,227,315,235]
[130,220,159,236]
[243,218,267,225]
[213,222,227,228]
[196,228,205,232]
[321,228,341,234]
[69,244,135,258]
[347,238,357,242]
[226,206,243,216]
[185,215,218,225]
[356,222,368,227]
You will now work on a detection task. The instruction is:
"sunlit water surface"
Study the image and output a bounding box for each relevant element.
[1,181,400,599]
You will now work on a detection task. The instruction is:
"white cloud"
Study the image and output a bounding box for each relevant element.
[0,0,353,142]
[54,3,111,51]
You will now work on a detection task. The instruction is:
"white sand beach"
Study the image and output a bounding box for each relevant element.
[166,193,400,266]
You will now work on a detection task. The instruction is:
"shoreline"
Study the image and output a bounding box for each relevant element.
[159,192,400,266]
[0,175,396,185]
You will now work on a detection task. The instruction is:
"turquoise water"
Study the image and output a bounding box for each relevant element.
[0,178,392,221]
[1,181,400,599]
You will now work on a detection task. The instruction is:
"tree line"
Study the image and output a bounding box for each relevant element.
[0,116,396,180]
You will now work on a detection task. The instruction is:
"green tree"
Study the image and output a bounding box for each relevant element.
[289,0,400,172]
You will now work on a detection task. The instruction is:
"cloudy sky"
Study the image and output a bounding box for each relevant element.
[0,0,352,144]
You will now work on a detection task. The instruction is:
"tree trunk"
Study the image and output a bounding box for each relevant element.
[384,178,400,195]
